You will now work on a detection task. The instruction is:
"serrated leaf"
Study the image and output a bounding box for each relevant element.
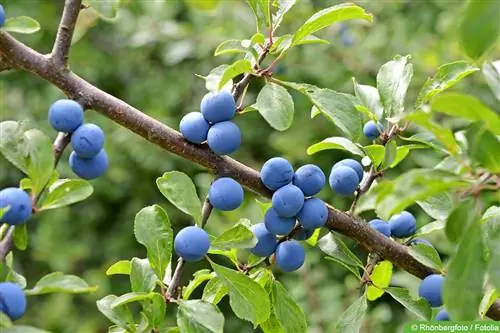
[0,121,28,173]
[293,3,372,45]
[218,59,253,90]
[202,277,228,305]
[272,0,296,31]
[247,0,270,31]
[352,78,383,119]
[482,206,500,291]
[254,82,294,131]
[443,220,487,320]
[157,171,202,224]
[386,287,432,320]
[25,272,97,295]
[23,129,55,196]
[367,260,393,301]
[111,292,155,308]
[97,295,134,330]
[177,299,224,333]
[134,205,173,280]
[482,60,500,101]
[271,281,307,333]
[377,55,413,118]
[261,313,285,333]
[211,262,270,326]
[41,179,93,210]
[445,198,476,243]
[142,293,166,329]
[431,93,500,135]
[408,243,443,272]
[416,192,455,221]
[211,222,257,250]
[202,65,233,92]
[336,293,368,333]
[363,145,385,167]
[214,39,248,56]
[183,269,215,300]
[13,224,28,251]
[413,220,445,237]
[106,260,131,276]
[417,61,478,105]
[307,137,364,156]
[460,0,500,60]
[130,257,157,293]
[4,16,41,34]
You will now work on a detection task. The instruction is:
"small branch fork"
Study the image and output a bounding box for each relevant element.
[1,4,500,320]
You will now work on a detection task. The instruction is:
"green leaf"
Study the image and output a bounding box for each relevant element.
[97,295,134,330]
[352,78,383,119]
[202,65,233,92]
[413,220,446,237]
[305,228,321,247]
[1,327,51,333]
[156,171,202,224]
[445,198,476,243]
[467,126,500,173]
[261,313,285,333]
[25,272,97,295]
[202,277,228,305]
[443,220,487,320]
[0,312,12,328]
[41,179,93,210]
[482,60,500,101]
[111,292,155,308]
[367,260,393,301]
[281,81,363,141]
[479,286,497,319]
[404,111,460,155]
[214,39,248,56]
[271,281,307,333]
[408,243,443,272]
[211,262,270,326]
[3,16,41,34]
[307,137,364,156]
[318,233,362,278]
[254,82,294,131]
[272,0,296,31]
[389,145,413,168]
[460,0,500,60]
[416,192,455,221]
[293,3,372,45]
[336,293,368,333]
[84,0,121,20]
[417,61,479,105]
[142,293,167,329]
[247,0,270,31]
[0,121,28,173]
[177,299,224,333]
[381,139,397,169]
[481,206,500,291]
[431,93,500,135]
[377,55,413,118]
[130,257,157,293]
[134,205,173,281]
[106,260,131,276]
[211,222,257,250]
[183,269,215,300]
[23,129,55,196]
[13,224,28,251]
[386,287,432,320]
[218,59,253,90]
[363,145,385,167]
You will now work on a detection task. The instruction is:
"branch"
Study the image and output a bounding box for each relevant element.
[1,31,499,320]
[51,0,82,67]
[0,226,14,260]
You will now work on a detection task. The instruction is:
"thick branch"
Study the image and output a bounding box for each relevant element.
[1,31,499,320]
[51,0,82,67]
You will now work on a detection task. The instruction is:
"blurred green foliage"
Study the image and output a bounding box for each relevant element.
[0,0,499,332]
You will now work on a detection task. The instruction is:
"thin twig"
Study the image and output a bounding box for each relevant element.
[51,0,82,67]
[361,252,382,286]
[166,258,186,300]
[0,227,15,260]
[200,198,213,229]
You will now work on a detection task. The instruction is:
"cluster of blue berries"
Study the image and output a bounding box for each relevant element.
[180,91,241,155]
[0,282,27,321]
[419,274,449,320]
[48,99,108,180]
[249,158,328,272]
[0,4,5,27]
[329,158,364,196]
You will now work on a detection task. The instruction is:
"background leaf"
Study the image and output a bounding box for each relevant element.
[3,16,41,34]
[377,55,413,118]
[25,272,97,295]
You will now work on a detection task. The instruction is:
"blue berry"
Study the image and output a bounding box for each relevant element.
[250,223,277,257]
[48,99,84,133]
[260,157,294,191]
[174,226,210,261]
[264,207,296,235]
[71,123,105,158]
[389,211,417,238]
[329,165,360,196]
[419,274,445,307]
[208,177,244,211]
[0,5,5,28]
[69,149,109,180]
[0,282,27,320]
[200,91,236,123]
[207,121,241,155]
[368,219,391,237]
[363,120,382,140]
[293,164,326,196]
[275,240,305,272]
[0,188,32,225]
[297,198,328,230]
[179,112,210,144]
[410,238,433,247]
[271,184,304,218]
[334,159,364,181]
[293,228,315,241]
[435,309,450,321]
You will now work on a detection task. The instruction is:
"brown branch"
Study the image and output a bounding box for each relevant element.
[361,252,382,285]
[0,227,14,260]
[1,31,499,320]
[166,258,185,300]
[51,0,82,68]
